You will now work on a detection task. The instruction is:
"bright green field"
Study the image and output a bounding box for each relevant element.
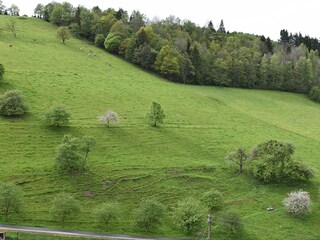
[1,16,320,239]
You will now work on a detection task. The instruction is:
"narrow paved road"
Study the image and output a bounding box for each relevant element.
[0,224,191,240]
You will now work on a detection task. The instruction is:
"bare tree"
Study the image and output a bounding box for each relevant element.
[98,110,119,127]
[0,182,23,221]
[225,148,248,173]
[7,20,16,38]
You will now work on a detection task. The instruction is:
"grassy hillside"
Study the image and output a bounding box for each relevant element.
[0,16,320,239]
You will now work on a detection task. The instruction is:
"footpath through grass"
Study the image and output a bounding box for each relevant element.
[0,16,320,239]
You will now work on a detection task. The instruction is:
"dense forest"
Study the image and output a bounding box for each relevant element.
[30,2,320,94]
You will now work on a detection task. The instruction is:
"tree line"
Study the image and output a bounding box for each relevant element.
[30,1,320,95]
[0,1,19,16]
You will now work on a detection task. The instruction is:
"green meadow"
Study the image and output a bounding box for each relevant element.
[0,16,320,239]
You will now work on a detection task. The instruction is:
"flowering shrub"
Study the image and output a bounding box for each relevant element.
[283,190,311,216]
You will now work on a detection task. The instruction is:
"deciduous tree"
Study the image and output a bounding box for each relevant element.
[146,101,165,127]
[7,4,19,16]
[251,140,314,182]
[201,189,224,212]
[129,10,146,32]
[0,182,23,221]
[226,148,248,173]
[7,19,17,38]
[104,33,122,53]
[154,45,180,81]
[283,190,311,216]
[34,3,44,18]
[134,200,165,232]
[93,202,119,228]
[217,212,243,236]
[57,26,69,44]
[0,1,5,14]
[55,135,95,173]
[171,198,203,234]
[309,86,320,102]
[50,193,81,226]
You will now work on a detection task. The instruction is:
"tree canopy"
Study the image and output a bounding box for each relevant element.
[39,2,320,94]
[251,140,314,182]
[146,101,165,127]
[0,182,23,221]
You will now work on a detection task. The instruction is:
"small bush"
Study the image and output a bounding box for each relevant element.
[283,190,311,216]
[134,199,165,232]
[0,182,23,221]
[0,64,4,80]
[0,90,27,116]
[93,202,119,228]
[217,212,243,236]
[201,189,224,211]
[45,104,71,127]
[309,86,320,102]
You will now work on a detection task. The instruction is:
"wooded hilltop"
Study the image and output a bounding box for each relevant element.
[28,2,320,94]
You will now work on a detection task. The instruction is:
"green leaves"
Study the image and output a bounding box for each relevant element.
[134,200,165,232]
[171,198,203,234]
[146,101,165,127]
[0,182,23,221]
[45,104,71,127]
[0,63,4,81]
[0,90,27,117]
[50,193,81,226]
[93,202,120,228]
[55,135,95,174]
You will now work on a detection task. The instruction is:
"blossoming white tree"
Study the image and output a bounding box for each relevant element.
[98,110,119,127]
[283,190,311,216]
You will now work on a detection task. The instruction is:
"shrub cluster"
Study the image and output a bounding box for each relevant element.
[251,140,314,182]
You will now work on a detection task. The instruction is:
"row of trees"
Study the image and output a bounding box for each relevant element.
[36,1,320,94]
[0,181,313,237]
[280,29,320,53]
[0,181,243,236]
[46,101,164,129]
[0,1,19,16]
